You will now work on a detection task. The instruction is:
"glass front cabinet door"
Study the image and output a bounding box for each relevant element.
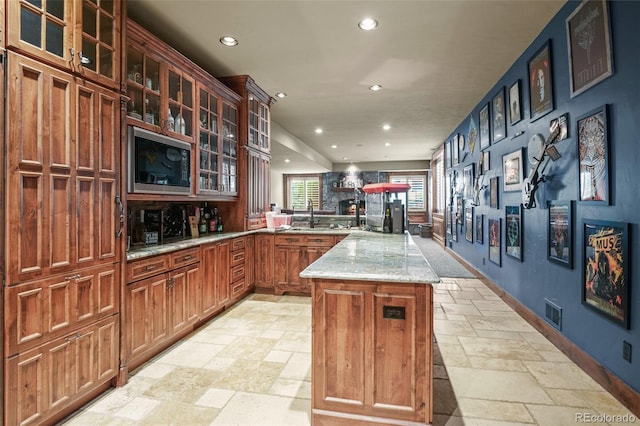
[8,0,121,89]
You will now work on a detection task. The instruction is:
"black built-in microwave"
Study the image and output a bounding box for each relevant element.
[127,126,191,195]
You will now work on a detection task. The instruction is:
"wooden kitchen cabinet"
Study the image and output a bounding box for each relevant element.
[5,315,119,426]
[124,251,200,371]
[5,51,120,285]
[201,240,230,318]
[7,0,122,90]
[254,234,275,291]
[274,235,308,295]
[312,280,433,425]
[5,263,119,357]
[219,75,274,229]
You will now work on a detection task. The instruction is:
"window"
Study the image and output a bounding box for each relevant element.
[285,174,321,210]
[389,174,426,211]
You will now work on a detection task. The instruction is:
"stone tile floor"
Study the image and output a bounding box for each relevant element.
[61,278,632,425]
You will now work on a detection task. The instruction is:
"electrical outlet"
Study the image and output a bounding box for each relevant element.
[623,341,632,363]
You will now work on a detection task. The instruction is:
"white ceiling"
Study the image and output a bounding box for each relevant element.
[127,0,566,172]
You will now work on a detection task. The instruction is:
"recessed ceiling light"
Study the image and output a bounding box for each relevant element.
[385,142,391,147]
[276,92,287,98]
[315,128,323,134]
[284,158,291,163]
[331,145,337,149]
[383,124,391,130]
[358,18,378,31]
[369,84,383,91]
[343,157,348,161]
[219,36,238,46]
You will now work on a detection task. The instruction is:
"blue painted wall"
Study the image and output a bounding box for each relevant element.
[445,0,640,392]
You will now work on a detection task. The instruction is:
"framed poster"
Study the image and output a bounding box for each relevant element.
[488,218,501,266]
[452,136,459,165]
[465,207,473,242]
[566,0,613,98]
[475,213,484,244]
[505,205,522,261]
[489,176,499,209]
[451,207,458,242]
[577,105,609,204]
[481,151,490,174]
[445,140,452,168]
[446,207,453,235]
[491,87,506,142]
[508,80,522,125]
[479,103,491,150]
[502,149,524,192]
[548,200,573,268]
[463,163,475,199]
[528,40,554,121]
[468,115,478,154]
[582,219,629,328]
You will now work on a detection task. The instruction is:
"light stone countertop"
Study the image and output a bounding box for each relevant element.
[300,231,440,284]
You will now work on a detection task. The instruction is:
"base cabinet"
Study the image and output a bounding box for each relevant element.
[312,280,433,425]
[5,315,119,426]
[124,253,200,371]
[254,234,274,291]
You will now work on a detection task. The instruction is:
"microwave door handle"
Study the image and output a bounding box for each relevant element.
[115,195,124,239]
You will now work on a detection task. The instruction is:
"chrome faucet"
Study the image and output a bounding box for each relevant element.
[307,198,315,228]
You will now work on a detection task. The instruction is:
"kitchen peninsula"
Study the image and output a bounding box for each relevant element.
[301,232,439,425]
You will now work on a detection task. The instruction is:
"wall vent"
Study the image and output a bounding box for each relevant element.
[544,299,562,331]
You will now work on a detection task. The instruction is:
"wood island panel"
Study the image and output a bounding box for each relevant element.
[312,279,432,425]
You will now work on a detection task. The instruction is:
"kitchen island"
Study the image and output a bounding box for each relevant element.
[301,232,439,425]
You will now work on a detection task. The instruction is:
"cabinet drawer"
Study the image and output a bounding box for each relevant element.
[127,255,169,282]
[230,278,246,298]
[306,235,336,247]
[231,237,246,252]
[275,235,307,246]
[170,248,200,268]
[230,250,246,267]
[230,264,245,283]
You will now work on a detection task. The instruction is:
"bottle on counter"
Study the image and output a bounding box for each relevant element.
[209,207,218,233]
[198,207,207,235]
[383,205,392,233]
[216,216,223,233]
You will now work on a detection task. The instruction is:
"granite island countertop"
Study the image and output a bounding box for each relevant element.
[300,231,440,284]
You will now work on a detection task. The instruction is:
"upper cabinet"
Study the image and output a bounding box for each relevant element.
[7,0,122,89]
[126,19,242,197]
[219,75,274,154]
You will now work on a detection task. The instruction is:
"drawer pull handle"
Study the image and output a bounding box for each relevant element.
[64,274,81,281]
[65,332,82,342]
[182,255,193,261]
[145,265,156,271]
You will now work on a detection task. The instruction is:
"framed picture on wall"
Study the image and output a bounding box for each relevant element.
[479,103,491,150]
[446,207,453,235]
[582,219,629,329]
[445,140,452,168]
[566,0,613,98]
[528,40,554,121]
[548,200,573,268]
[451,207,458,242]
[475,213,484,244]
[502,149,524,192]
[468,115,478,154]
[488,218,501,266]
[577,104,609,204]
[505,205,522,261]
[465,207,473,242]
[508,80,522,125]
[491,87,506,142]
[489,176,499,209]
[452,136,459,165]
[482,151,490,174]
[463,163,475,199]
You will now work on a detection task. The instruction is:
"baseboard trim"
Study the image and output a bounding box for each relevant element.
[445,247,640,417]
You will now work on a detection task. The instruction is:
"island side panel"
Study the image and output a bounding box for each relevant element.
[312,279,433,425]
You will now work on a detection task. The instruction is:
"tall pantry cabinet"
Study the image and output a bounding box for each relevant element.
[3,0,124,424]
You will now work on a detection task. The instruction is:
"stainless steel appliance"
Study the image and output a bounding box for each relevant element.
[127,126,192,195]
